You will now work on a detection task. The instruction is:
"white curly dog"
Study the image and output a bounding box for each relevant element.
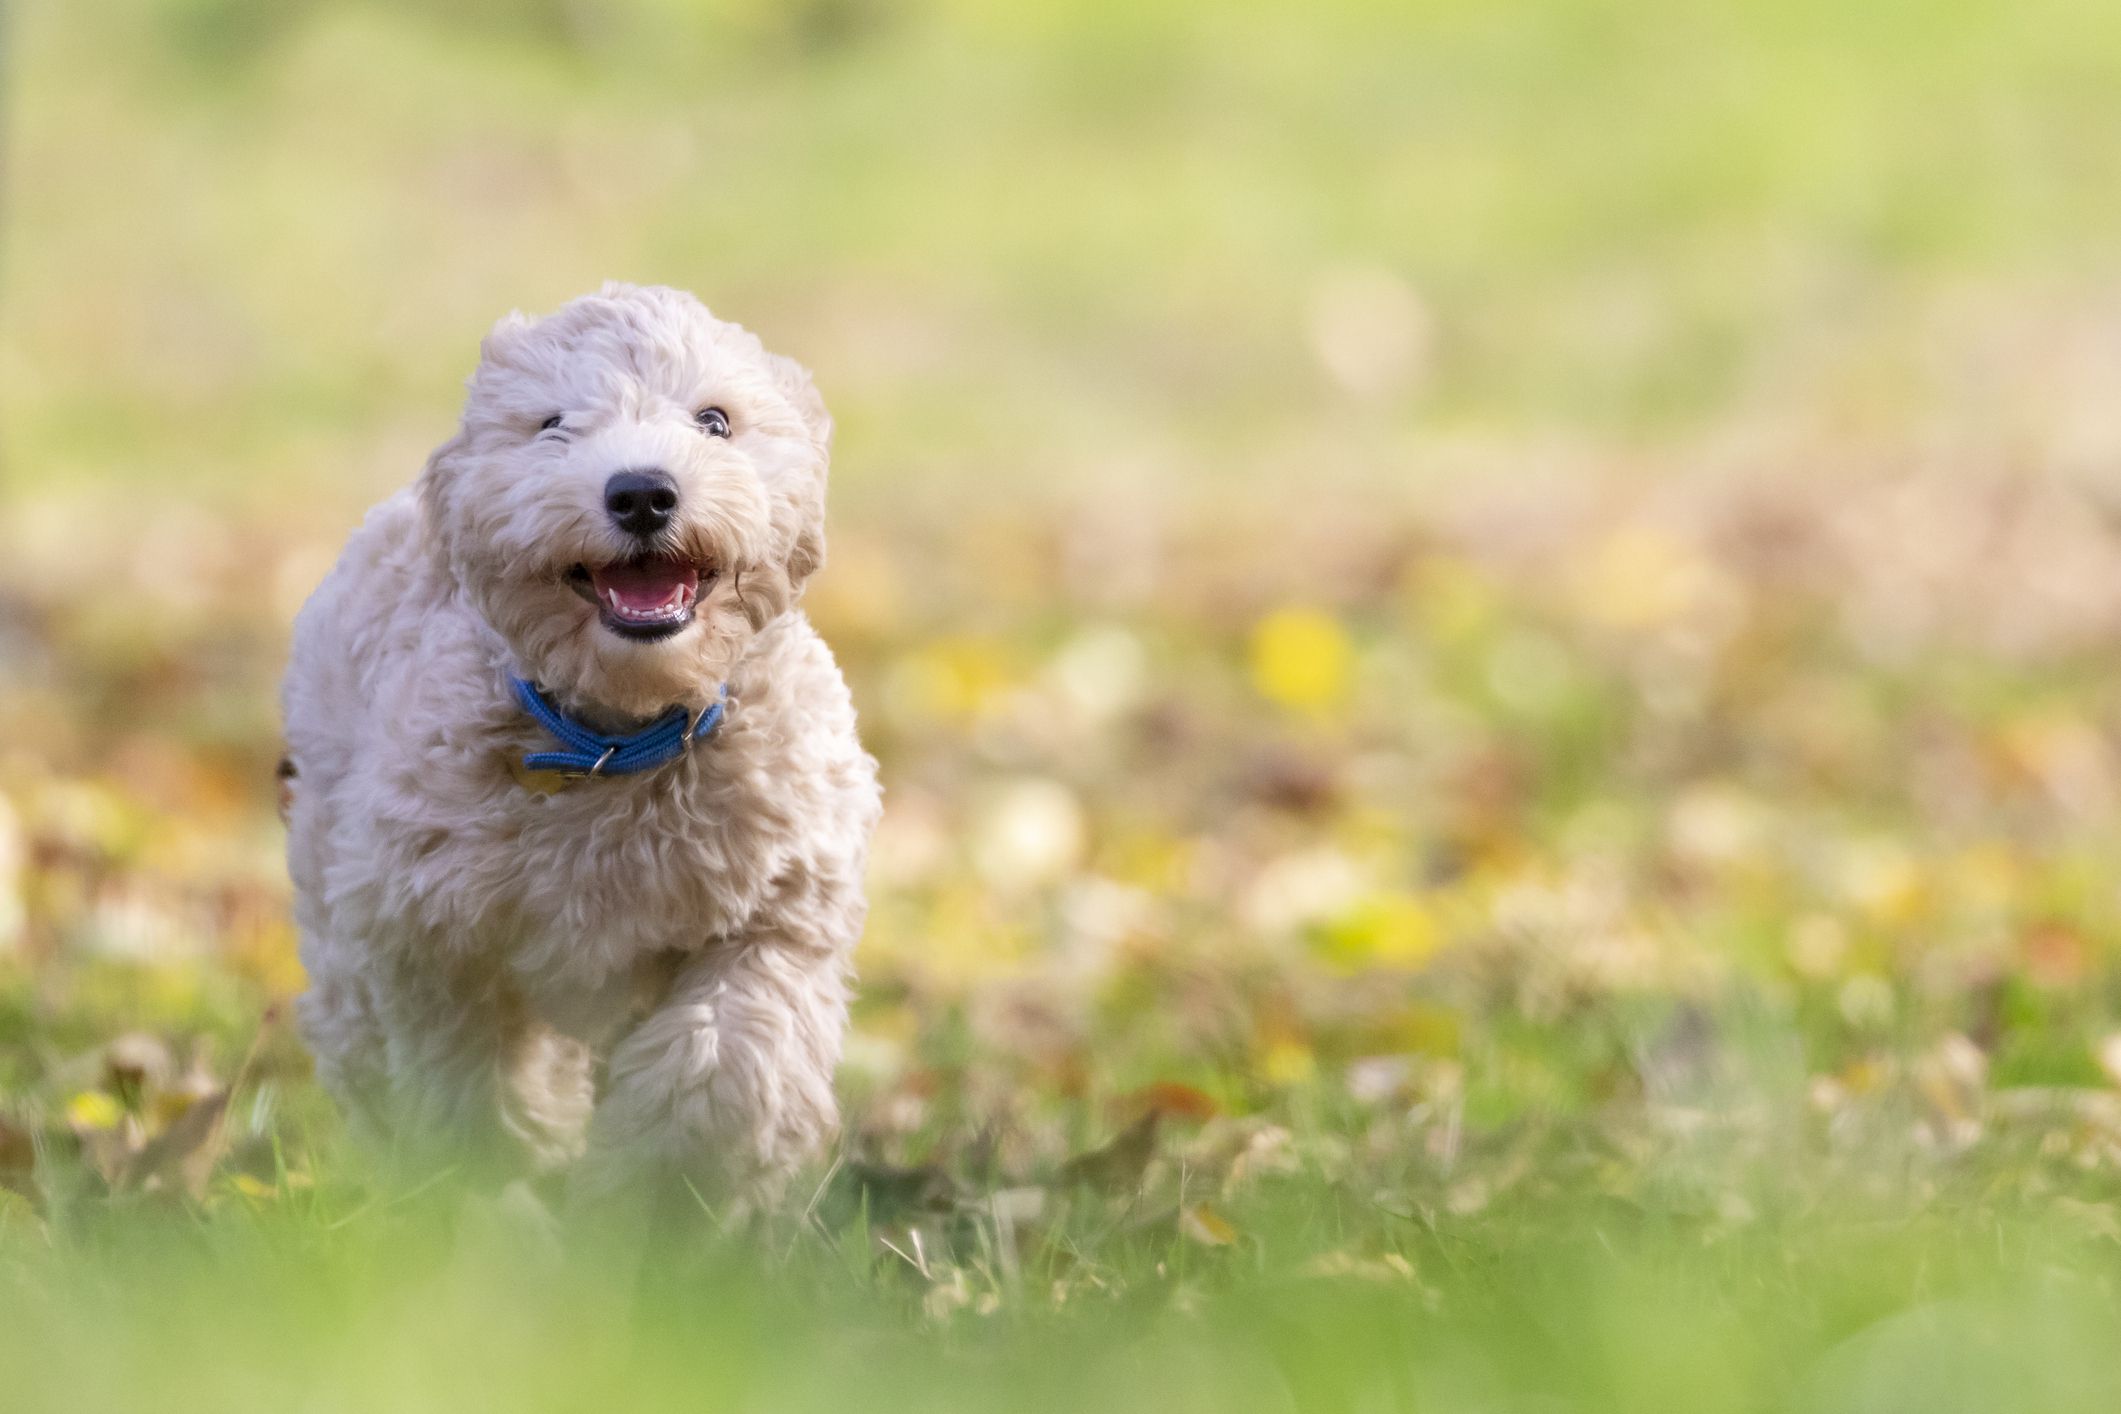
[282,283,879,1210]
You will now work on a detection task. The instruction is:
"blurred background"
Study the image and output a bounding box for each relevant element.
[12,0,2121,1361]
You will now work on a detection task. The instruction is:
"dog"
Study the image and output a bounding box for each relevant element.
[281,283,880,1210]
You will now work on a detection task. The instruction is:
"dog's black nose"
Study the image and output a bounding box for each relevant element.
[604,469,678,538]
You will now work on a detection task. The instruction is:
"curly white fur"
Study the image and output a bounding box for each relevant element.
[281,284,880,1207]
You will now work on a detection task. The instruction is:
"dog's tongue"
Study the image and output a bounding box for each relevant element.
[590,556,698,613]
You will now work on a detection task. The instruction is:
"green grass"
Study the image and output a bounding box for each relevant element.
[8,928,2121,1411]
[5,1049,2121,1413]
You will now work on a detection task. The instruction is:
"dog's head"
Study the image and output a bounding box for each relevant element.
[420,283,830,719]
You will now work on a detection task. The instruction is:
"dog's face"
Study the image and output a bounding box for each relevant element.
[420,284,830,719]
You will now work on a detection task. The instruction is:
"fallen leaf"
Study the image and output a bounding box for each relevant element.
[120,1089,230,1199]
[1179,1202,1237,1247]
[1301,1250,1418,1283]
[1249,608,1352,712]
[1057,1110,1162,1193]
[1120,1081,1219,1123]
[1261,1039,1316,1088]
[65,1091,123,1132]
[230,1172,278,1201]
[1315,892,1442,971]
[821,1161,958,1229]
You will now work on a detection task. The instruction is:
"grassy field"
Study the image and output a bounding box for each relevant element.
[10,0,2121,1409]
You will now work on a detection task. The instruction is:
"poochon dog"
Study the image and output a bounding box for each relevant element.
[281,283,880,1209]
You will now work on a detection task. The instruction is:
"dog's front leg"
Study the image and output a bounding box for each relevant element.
[572,918,852,1218]
[372,948,592,1179]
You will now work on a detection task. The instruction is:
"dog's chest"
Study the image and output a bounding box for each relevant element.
[466,759,780,978]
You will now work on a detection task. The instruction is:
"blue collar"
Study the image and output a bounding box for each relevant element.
[510,677,727,779]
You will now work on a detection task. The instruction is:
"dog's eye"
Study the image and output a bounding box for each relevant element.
[694,407,731,438]
[539,415,564,433]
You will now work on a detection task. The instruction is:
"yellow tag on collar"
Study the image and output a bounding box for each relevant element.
[507,755,577,795]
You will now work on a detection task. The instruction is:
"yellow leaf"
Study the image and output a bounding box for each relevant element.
[231,1173,278,1200]
[1249,608,1352,712]
[1316,892,1442,971]
[1180,1203,1238,1247]
[66,1091,122,1131]
[1303,1250,1418,1283]
[1261,1039,1316,1087]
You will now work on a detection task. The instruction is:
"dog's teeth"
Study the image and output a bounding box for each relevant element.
[593,571,696,630]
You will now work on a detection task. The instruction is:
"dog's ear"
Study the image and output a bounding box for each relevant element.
[415,429,470,563]
[419,312,536,562]
[733,352,830,626]
[765,351,833,453]
[776,476,827,594]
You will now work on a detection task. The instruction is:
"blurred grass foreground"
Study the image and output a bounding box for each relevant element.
[13,0,2121,1409]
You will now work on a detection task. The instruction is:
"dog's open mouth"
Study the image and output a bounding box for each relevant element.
[565,555,712,642]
